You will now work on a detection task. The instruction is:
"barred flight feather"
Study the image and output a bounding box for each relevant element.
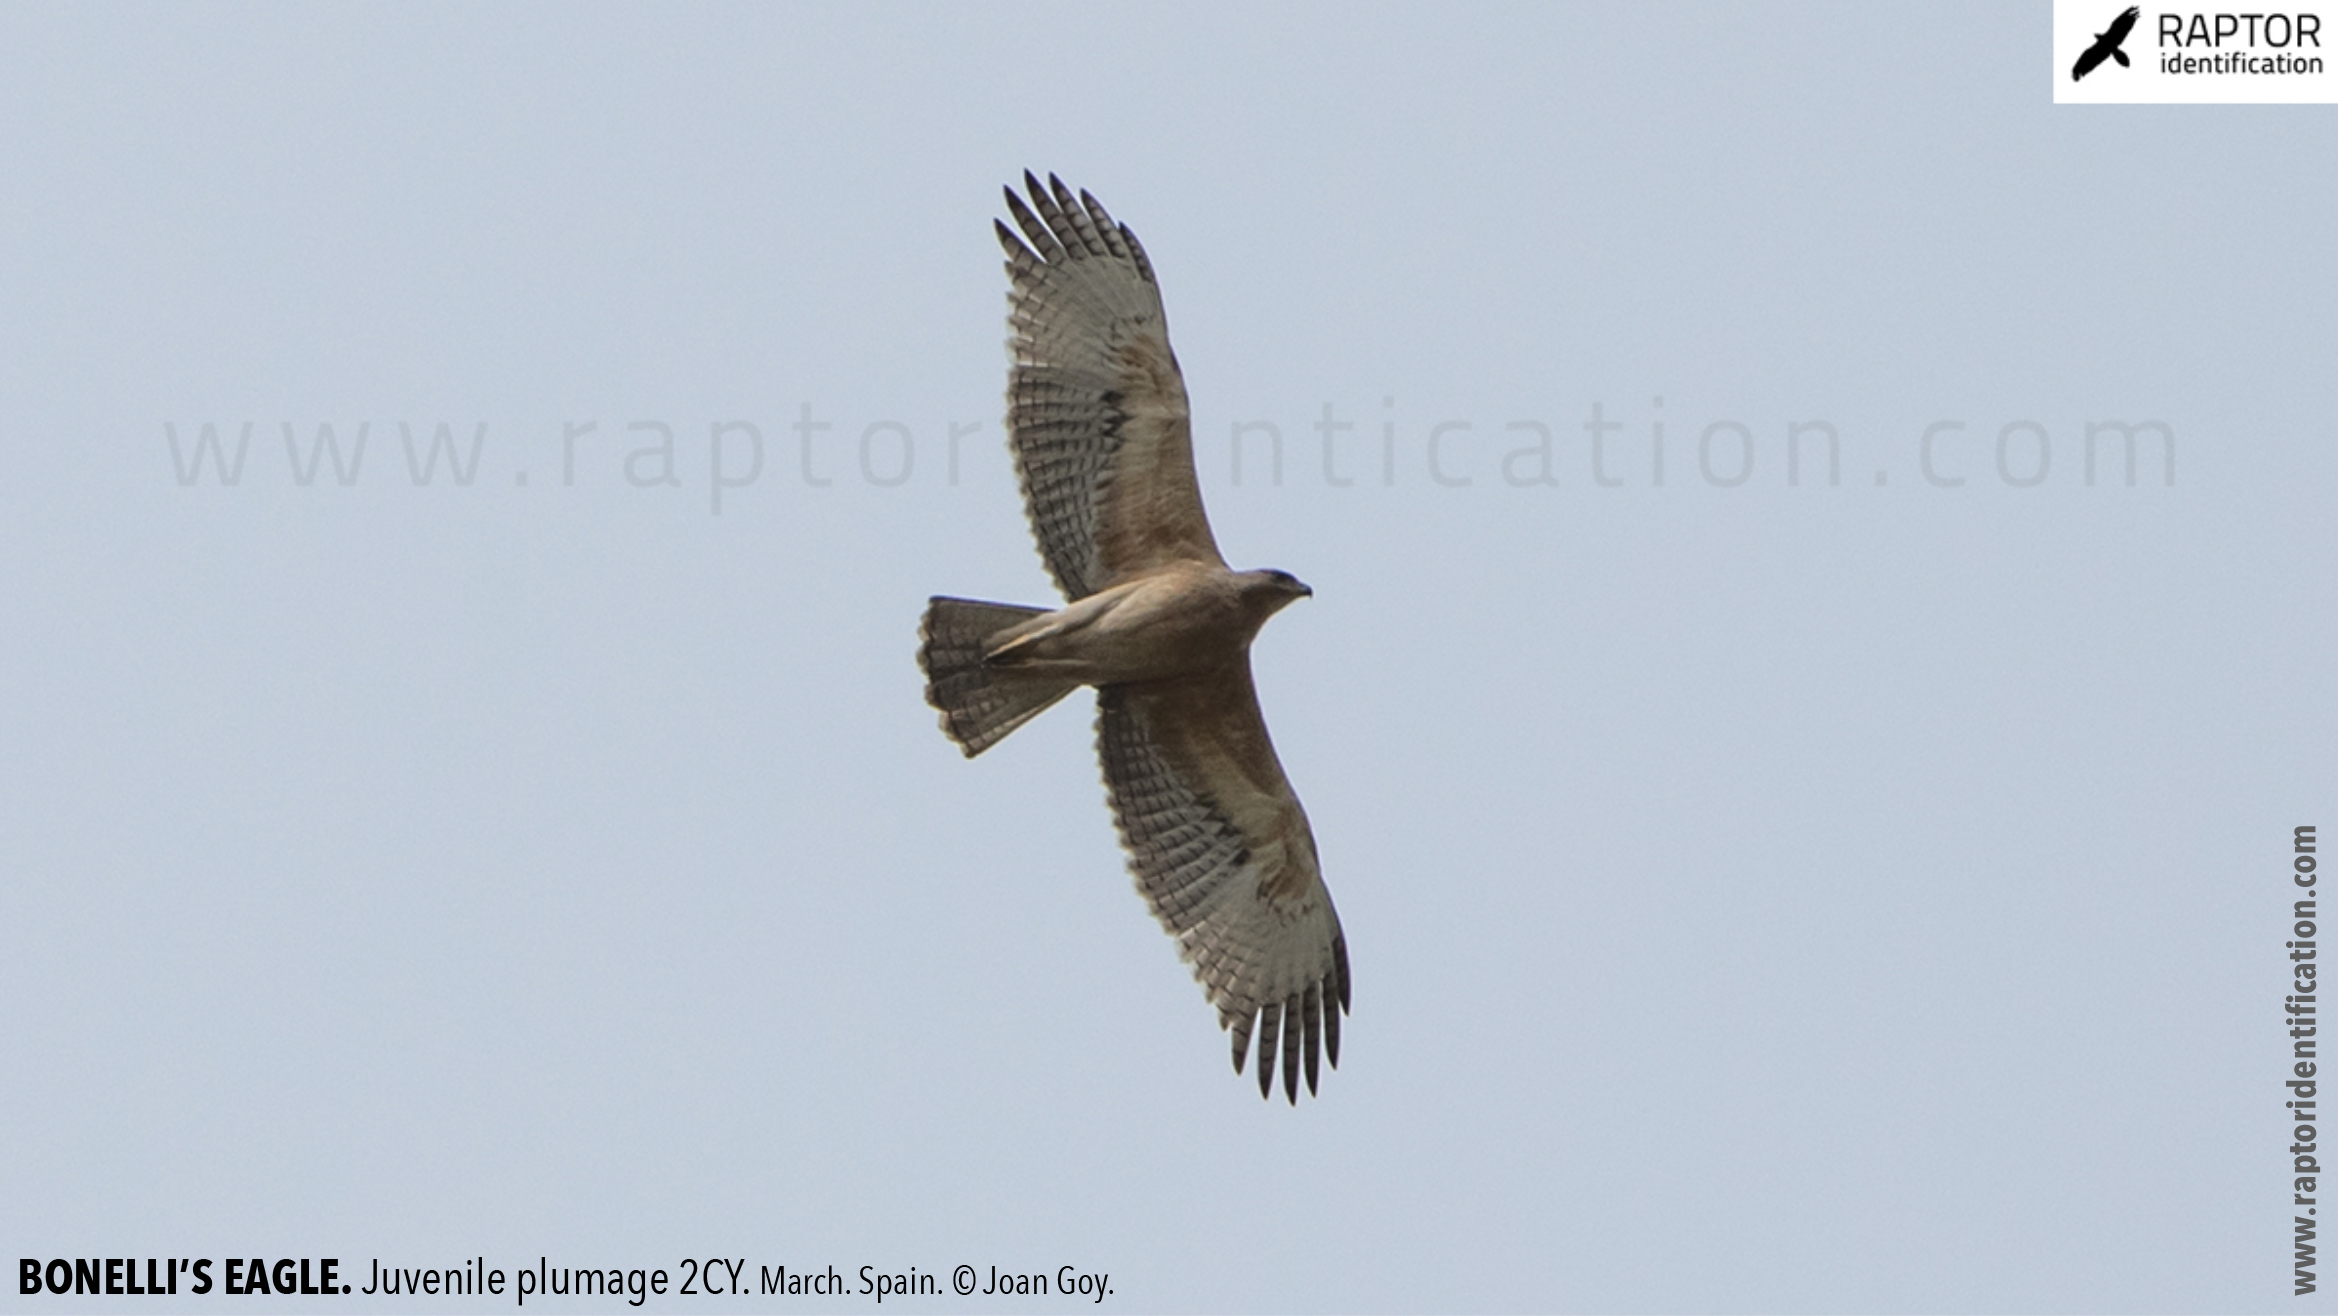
[996,172,1220,601]
[1096,680,1348,1102]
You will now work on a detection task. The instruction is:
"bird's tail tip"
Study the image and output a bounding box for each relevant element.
[918,596,1075,756]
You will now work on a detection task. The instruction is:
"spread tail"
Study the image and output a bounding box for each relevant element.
[918,596,1079,756]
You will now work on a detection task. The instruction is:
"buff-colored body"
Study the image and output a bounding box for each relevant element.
[985,563,1308,685]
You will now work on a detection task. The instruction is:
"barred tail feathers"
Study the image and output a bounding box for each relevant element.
[918,596,1077,756]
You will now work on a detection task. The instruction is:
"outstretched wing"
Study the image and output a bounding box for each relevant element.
[2073,39,2109,79]
[997,173,1224,601]
[1095,666,1349,1103]
[2106,6,2139,42]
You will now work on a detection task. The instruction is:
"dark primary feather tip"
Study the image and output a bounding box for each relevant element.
[1076,189,1130,260]
[1280,994,1302,1105]
[1002,188,1046,246]
[1333,935,1353,1012]
[1301,983,1322,1095]
[1254,1003,1282,1100]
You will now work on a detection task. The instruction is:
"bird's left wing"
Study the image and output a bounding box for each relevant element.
[1095,665,1350,1103]
[997,173,1225,601]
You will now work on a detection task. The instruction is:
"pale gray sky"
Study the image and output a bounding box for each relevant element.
[3,4,2331,1312]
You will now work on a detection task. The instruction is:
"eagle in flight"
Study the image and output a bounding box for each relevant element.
[2072,6,2140,80]
[919,173,1349,1103]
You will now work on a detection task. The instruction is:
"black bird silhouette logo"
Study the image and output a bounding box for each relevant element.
[2072,6,2141,80]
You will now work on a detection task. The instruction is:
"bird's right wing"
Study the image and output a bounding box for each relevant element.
[1095,666,1349,1103]
[997,173,1225,601]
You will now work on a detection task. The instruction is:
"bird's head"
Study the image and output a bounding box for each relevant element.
[1240,568,1313,618]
